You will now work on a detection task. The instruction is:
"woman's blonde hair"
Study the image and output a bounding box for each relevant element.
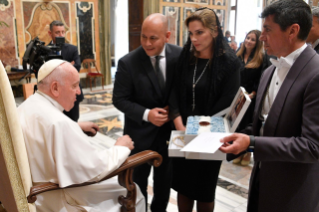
[236,30,263,69]
[185,9,219,58]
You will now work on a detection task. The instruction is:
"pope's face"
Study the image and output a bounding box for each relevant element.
[58,64,81,111]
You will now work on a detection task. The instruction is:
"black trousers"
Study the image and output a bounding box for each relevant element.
[131,138,172,212]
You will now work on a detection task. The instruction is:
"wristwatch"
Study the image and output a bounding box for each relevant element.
[248,135,255,152]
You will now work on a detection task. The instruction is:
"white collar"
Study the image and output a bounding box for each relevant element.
[270,43,307,69]
[150,44,166,59]
[36,91,64,112]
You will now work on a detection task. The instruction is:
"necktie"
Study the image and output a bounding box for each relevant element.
[155,56,165,93]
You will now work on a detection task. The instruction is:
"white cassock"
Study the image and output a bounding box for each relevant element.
[17,91,145,212]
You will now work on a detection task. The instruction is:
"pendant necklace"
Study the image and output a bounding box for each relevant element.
[192,59,210,111]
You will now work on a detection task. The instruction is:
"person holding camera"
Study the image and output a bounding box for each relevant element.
[48,20,83,122]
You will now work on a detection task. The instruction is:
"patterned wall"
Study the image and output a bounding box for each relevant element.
[0,0,19,67]
[264,0,278,6]
[160,0,228,46]
[23,2,71,45]
[309,0,319,6]
[0,0,100,73]
[264,1,312,9]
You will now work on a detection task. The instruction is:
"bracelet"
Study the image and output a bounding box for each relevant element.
[172,136,186,148]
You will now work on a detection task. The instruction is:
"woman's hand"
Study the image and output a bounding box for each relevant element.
[174,116,186,131]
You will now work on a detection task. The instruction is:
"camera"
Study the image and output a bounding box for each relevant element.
[23,36,65,79]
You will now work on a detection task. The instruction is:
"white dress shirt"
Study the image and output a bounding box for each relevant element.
[260,43,307,135]
[143,44,167,122]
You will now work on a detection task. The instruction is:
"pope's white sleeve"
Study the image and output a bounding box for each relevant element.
[88,146,131,182]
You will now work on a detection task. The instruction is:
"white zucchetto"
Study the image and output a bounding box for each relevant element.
[38,59,66,82]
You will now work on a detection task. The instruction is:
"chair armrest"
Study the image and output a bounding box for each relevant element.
[27,150,162,203]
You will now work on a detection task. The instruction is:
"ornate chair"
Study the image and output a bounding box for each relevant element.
[82,59,104,91]
[0,60,162,212]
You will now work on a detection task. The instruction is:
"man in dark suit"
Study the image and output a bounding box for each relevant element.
[48,20,83,121]
[113,13,182,212]
[306,7,319,53]
[220,1,319,211]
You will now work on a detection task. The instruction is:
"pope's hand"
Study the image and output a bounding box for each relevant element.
[115,135,134,150]
[148,107,169,127]
[78,121,99,137]
[219,133,250,155]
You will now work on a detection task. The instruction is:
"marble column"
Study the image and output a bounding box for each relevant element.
[99,0,111,85]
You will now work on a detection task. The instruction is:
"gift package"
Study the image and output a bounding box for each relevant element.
[168,87,251,160]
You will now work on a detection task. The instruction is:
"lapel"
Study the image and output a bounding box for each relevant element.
[259,46,316,136]
[164,44,174,100]
[140,47,163,98]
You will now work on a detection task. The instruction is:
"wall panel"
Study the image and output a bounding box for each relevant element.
[0,0,100,74]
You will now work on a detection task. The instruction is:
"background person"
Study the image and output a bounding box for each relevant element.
[306,7,319,53]
[224,30,231,43]
[48,20,83,122]
[112,13,182,212]
[17,59,145,211]
[229,40,238,52]
[233,30,271,166]
[169,8,240,212]
[220,1,319,211]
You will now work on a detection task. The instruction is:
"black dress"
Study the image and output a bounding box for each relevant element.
[170,56,240,202]
[236,53,271,131]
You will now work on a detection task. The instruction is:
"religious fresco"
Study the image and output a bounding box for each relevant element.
[23,2,71,45]
[0,0,100,76]
[163,6,180,46]
[213,0,225,6]
[160,0,228,47]
[185,0,209,4]
[214,8,225,29]
[183,7,196,44]
[0,0,19,68]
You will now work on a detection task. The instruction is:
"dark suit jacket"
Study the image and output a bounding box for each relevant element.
[61,43,81,71]
[113,44,182,150]
[247,46,319,212]
[61,43,83,102]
